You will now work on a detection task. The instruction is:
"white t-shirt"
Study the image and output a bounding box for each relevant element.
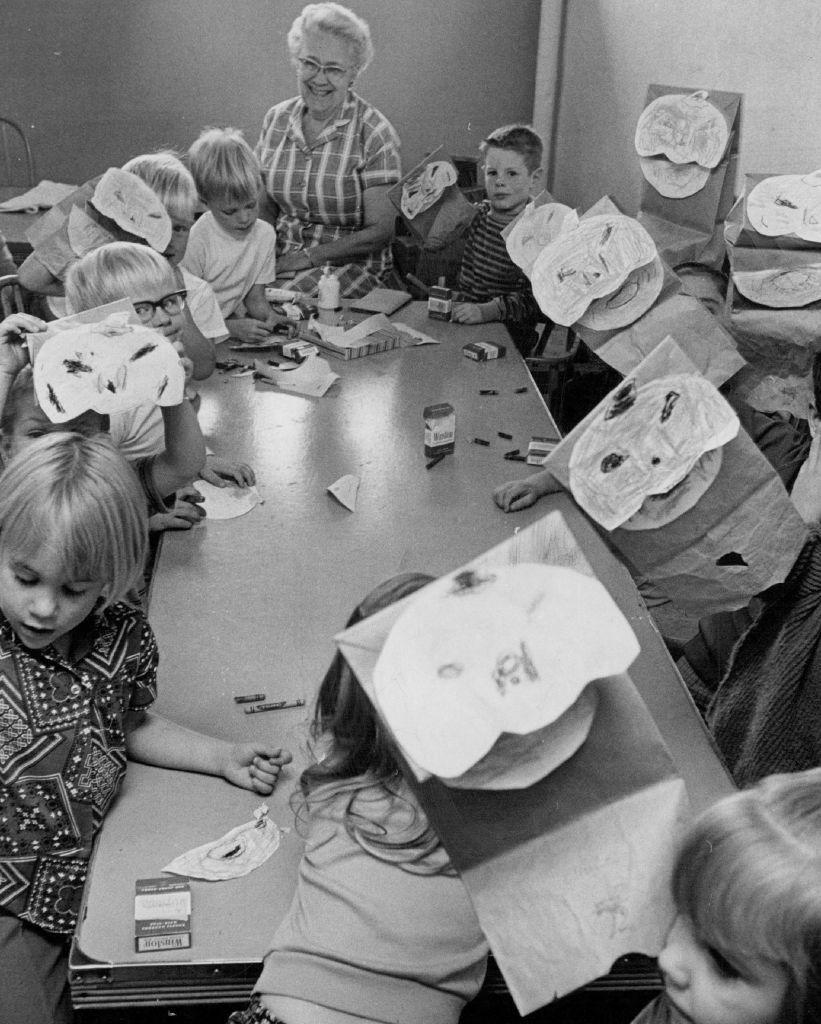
[182,214,277,318]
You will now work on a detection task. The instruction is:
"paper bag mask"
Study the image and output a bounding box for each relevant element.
[635,90,729,169]
[388,147,476,249]
[33,314,185,422]
[547,337,808,614]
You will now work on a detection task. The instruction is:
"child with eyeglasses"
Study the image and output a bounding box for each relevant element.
[183,127,279,346]
[630,768,821,1024]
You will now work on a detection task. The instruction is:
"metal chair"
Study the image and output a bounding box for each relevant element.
[0,116,36,187]
[0,274,27,318]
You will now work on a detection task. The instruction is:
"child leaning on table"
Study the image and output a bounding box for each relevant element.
[228,573,488,1024]
[0,433,292,1024]
[630,768,821,1024]
[182,127,279,346]
[451,124,545,356]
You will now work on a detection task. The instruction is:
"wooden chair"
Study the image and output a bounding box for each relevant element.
[0,116,36,187]
[0,274,27,318]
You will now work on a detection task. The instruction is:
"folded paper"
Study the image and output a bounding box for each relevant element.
[33,314,184,423]
[163,804,285,881]
[253,354,339,397]
[327,474,359,512]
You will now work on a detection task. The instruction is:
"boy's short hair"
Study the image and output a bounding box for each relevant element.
[0,432,147,607]
[187,127,261,205]
[287,3,373,73]
[480,124,543,173]
[65,241,176,313]
[122,151,198,224]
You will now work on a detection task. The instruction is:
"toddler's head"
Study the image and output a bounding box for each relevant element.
[65,242,187,350]
[187,127,261,238]
[480,124,543,217]
[122,151,198,266]
[0,433,147,651]
[657,768,821,1024]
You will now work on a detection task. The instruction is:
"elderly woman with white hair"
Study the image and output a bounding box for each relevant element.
[255,2,402,298]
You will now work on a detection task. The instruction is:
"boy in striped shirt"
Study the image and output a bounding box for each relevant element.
[452,125,545,355]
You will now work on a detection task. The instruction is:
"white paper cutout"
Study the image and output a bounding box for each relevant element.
[163,804,286,881]
[327,474,360,511]
[253,355,339,397]
[401,160,458,220]
[505,201,579,276]
[33,315,185,423]
[576,255,664,331]
[745,171,821,241]
[373,564,639,780]
[26,298,140,366]
[733,266,821,308]
[635,91,729,169]
[195,480,262,520]
[639,155,711,198]
[91,167,172,252]
[568,374,739,532]
[530,214,657,326]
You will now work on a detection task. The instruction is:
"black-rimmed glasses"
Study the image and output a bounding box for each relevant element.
[133,290,187,322]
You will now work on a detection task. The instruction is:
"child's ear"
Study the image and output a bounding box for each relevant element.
[529,166,544,194]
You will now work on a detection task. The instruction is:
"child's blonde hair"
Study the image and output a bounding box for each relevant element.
[187,127,261,205]
[122,151,198,224]
[65,241,176,313]
[674,768,821,1023]
[0,433,147,608]
[287,3,373,73]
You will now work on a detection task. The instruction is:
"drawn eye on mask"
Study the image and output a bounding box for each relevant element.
[568,373,739,532]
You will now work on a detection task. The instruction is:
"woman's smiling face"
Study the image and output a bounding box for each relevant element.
[295,29,357,122]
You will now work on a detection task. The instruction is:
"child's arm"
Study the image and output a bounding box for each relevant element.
[243,283,277,324]
[178,304,217,380]
[17,253,65,296]
[226,283,278,345]
[150,398,207,496]
[493,467,562,512]
[125,709,292,794]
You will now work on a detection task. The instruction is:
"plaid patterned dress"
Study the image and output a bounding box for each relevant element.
[255,91,401,299]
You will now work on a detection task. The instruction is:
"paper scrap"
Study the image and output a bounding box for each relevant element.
[393,323,440,346]
[0,180,77,212]
[328,473,360,511]
[635,91,729,169]
[194,480,261,520]
[253,354,339,397]
[163,804,286,881]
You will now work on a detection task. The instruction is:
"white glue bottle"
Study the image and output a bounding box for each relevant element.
[318,265,341,323]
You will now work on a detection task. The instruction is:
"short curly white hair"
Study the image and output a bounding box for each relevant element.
[287,3,374,73]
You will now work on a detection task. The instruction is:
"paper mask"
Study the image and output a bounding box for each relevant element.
[568,374,739,531]
[91,167,172,252]
[33,315,185,423]
[401,160,458,220]
[639,156,710,199]
[505,201,578,276]
[373,563,639,781]
[635,91,729,169]
[576,255,664,331]
[531,214,657,326]
[733,266,821,308]
[163,804,286,880]
[745,171,821,241]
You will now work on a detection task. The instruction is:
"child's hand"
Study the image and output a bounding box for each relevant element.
[0,313,43,376]
[200,454,256,487]
[493,478,541,512]
[221,744,293,795]
[228,318,274,346]
[452,302,484,325]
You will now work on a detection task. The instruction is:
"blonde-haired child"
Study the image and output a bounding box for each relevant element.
[122,150,227,374]
[0,433,291,1024]
[182,127,279,346]
[632,768,821,1024]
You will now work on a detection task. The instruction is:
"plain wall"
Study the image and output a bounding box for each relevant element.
[548,0,821,214]
[2,0,542,185]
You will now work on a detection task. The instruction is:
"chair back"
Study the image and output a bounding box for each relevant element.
[0,117,36,187]
[0,274,26,318]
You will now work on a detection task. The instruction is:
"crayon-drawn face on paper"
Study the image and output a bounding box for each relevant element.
[635,92,728,169]
[373,564,639,782]
[401,160,458,220]
[576,255,664,332]
[733,266,821,309]
[746,171,821,242]
[530,214,657,326]
[639,155,710,199]
[568,374,739,532]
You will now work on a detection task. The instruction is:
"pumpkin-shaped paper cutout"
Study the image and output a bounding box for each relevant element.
[746,171,821,242]
[635,91,729,169]
[639,155,711,198]
[400,160,458,220]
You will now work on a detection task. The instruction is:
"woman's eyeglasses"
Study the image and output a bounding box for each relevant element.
[133,290,187,322]
[296,57,349,83]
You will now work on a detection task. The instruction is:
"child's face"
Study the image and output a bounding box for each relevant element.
[131,278,186,348]
[208,194,259,239]
[657,914,789,1024]
[1,389,106,463]
[164,216,193,267]
[0,542,105,655]
[483,146,540,216]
